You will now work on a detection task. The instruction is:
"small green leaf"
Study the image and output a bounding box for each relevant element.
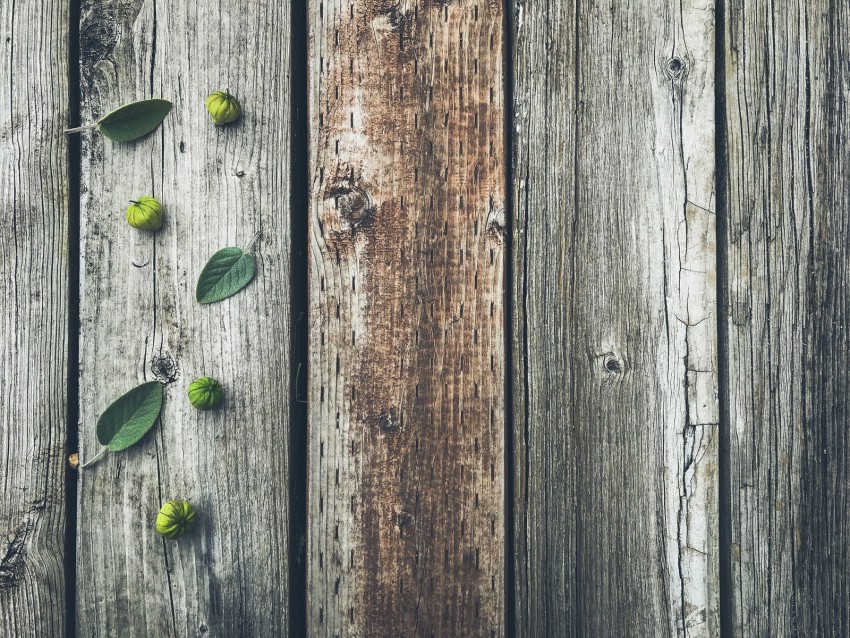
[96,381,164,452]
[196,247,257,304]
[97,99,172,142]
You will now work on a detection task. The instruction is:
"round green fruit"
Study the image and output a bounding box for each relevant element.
[156,499,196,540]
[188,376,224,410]
[125,196,164,231]
[205,90,241,126]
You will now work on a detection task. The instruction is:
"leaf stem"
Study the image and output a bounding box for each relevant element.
[80,446,108,469]
[64,123,97,135]
[245,230,262,253]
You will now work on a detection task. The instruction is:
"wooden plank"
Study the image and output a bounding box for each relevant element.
[725,1,850,634]
[0,0,70,634]
[512,1,719,635]
[76,1,291,635]
[307,0,505,634]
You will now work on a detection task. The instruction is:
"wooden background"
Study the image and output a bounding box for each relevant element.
[1,0,847,636]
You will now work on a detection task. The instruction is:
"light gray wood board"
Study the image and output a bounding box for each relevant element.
[0,0,70,635]
[511,0,719,635]
[725,0,850,634]
[308,0,506,634]
[76,1,291,635]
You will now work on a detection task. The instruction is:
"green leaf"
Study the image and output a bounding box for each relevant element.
[96,381,164,452]
[196,247,257,304]
[97,99,172,142]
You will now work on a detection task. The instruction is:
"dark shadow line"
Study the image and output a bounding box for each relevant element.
[502,0,517,634]
[65,0,82,636]
[288,0,309,636]
[715,1,733,636]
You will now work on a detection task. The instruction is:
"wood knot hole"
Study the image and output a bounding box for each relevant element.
[602,353,623,374]
[666,56,686,79]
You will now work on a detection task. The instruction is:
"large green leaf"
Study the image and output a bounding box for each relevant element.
[196,247,257,304]
[96,381,164,452]
[97,99,172,142]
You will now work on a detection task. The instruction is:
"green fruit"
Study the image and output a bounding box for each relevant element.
[156,499,196,540]
[188,376,224,410]
[125,196,164,231]
[205,90,241,125]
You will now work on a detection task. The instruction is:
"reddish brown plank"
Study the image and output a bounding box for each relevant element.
[308,0,506,634]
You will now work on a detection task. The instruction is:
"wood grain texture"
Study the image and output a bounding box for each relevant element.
[511,1,719,635]
[76,1,291,635]
[0,0,69,634]
[725,1,850,634]
[308,0,505,634]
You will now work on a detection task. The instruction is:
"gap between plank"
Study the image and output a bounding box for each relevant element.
[64,0,82,635]
[288,0,309,635]
[714,1,733,636]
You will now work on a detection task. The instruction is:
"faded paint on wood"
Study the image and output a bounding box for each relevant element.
[76,1,291,635]
[725,1,850,634]
[511,0,719,635]
[308,0,506,634]
[0,0,70,634]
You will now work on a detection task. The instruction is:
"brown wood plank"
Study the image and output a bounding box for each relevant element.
[725,0,850,633]
[307,0,506,634]
[512,1,719,635]
[75,1,291,635]
[0,1,70,634]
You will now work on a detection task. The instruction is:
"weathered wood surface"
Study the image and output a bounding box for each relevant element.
[308,0,506,634]
[725,1,850,634]
[0,0,70,635]
[76,1,291,635]
[511,0,719,635]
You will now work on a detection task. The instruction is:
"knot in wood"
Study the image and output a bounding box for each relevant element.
[599,352,625,376]
[395,510,413,530]
[665,56,687,80]
[150,353,179,384]
[326,174,375,234]
[378,408,400,433]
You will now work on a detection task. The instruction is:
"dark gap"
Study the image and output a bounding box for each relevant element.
[502,0,516,635]
[65,0,82,636]
[715,1,733,636]
[288,0,309,636]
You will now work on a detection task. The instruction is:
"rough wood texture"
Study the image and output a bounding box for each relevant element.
[308,0,505,634]
[0,0,69,634]
[726,1,850,634]
[511,1,719,635]
[76,1,291,635]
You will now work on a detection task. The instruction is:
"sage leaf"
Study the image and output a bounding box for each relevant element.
[196,247,257,304]
[97,99,172,142]
[96,381,164,452]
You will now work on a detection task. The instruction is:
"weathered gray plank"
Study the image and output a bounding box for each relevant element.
[512,1,719,635]
[76,1,291,635]
[308,0,506,634]
[0,0,69,634]
[725,1,850,634]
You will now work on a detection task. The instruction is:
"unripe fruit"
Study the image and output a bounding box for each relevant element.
[156,499,196,540]
[188,376,224,410]
[125,196,164,231]
[205,90,241,126]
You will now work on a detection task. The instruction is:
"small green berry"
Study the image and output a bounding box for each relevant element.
[156,499,196,540]
[125,196,164,231]
[188,376,224,410]
[205,90,241,126]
